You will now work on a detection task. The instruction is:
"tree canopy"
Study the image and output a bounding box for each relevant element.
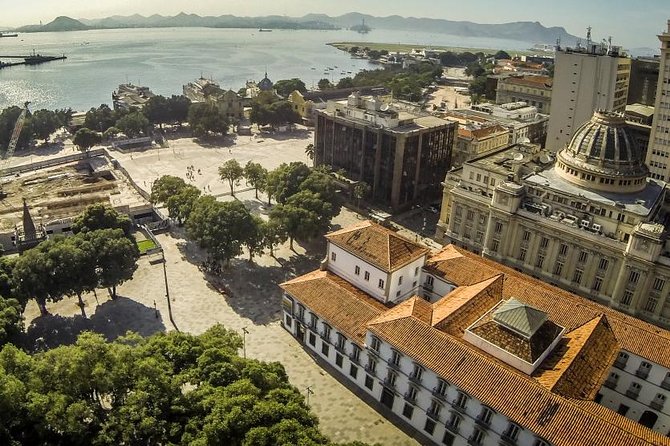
[72,203,132,237]
[0,326,369,446]
[73,128,102,153]
[188,102,230,137]
[243,161,268,200]
[250,101,300,128]
[218,159,244,196]
[273,78,307,97]
[115,111,149,138]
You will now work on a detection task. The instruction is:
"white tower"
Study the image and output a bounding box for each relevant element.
[646,20,670,181]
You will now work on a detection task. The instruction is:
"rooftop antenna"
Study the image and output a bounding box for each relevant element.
[555,36,561,51]
[586,26,592,46]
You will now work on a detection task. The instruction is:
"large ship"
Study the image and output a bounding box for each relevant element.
[0,32,18,38]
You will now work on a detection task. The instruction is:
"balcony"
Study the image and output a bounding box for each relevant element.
[404,391,416,404]
[635,369,650,380]
[467,437,483,446]
[383,376,396,389]
[499,433,517,446]
[431,388,447,401]
[451,402,467,414]
[426,409,441,422]
[651,400,665,411]
[409,373,423,385]
[625,389,640,400]
[364,364,377,377]
[348,352,360,364]
[661,380,670,391]
[475,417,491,429]
[613,358,628,370]
[445,422,460,434]
[387,359,401,371]
[603,378,617,389]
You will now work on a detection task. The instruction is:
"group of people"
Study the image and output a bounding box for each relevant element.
[186,165,201,181]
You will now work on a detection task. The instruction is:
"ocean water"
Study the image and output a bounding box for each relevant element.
[0,27,531,112]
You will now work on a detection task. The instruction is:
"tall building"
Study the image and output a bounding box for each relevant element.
[646,21,670,181]
[314,94,456,211]
[436,111,670,329]
[545,33,630,152]
[281,221,670,446]
[628,57,660,107]
[495,75,553,113]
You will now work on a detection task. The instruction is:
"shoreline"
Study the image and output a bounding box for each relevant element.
[327,41,538,56]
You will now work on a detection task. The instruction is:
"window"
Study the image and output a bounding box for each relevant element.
[308,332,316,346]
[535,253,545,268]
[629,270,640,284]
[578,251,588,263]
[414,267,419,276]
[447,411,462,431]
[335,353,343,368]
[378,279,385,289]
[522,230,531,241]
[617,404,629,416]
[321,324,331,341]
[645,296,658,313]
[321,342,329,357]
[554,262,563,276]
[559,243,568,256]
[467,210,475,220]
[402,403,414,419]
[424,418,436,435]
[627,382,642,399]
[494,221,503,234]
[297,304,305,321]
[350,345,361,363]
[478,407,494,425]
[428,400,442,419]
[442,431,455,446]
[398,276,403,285]
[572,269,583,285]
[518,247,527,262]
[469,428,485,445]
[310,313,317,329]
[653,277,666,292]
[385,370,397,387]
[491,239,500,253]
[355,265,360,275]
[410,363,424,382]
[454,391,468,409]
[426,276,434,286]
[435,379,448,396]
[533,438,550,446]
[364,271,370,281]
[370,336,381,352]
[364,375,374,390]
[615,352,629,369]
[637,361,652,379]
[331,252,337,261]
[336,333,346,350]
[504,423,521,441]
[405,385,418,403]
[455,205,463,217]
[592,277,603,292]
[621,290,634,306]
[391,350,401,366]
[539,237,549,248]
[349,364,358,379]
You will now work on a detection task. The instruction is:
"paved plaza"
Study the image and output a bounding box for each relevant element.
[19,130,423,446]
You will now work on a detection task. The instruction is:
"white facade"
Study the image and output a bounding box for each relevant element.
[546,46,630,152]
[646,21,670,181]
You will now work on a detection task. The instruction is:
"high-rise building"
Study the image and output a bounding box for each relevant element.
[314,93,456,211]
[646,21,670,181]
[545,32,630,152]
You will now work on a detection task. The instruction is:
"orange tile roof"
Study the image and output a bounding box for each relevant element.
[426,246,670,370]
[535,315,619,400]
[326,221,429,272]
[280,270,388,343]
[369,316,670,446]
[369,295,433,326]
[432,275,503,333]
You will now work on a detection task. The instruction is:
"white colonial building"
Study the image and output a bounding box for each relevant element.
[281,221,670,446]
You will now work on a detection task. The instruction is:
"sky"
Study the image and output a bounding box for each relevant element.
[0,0,667,48]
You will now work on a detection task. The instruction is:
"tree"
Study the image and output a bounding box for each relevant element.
[243,161,268,199]
[102,126,121,140]
[142,95,171,128]
[266,162,311,205]
[186,198,255,265]
[0,106,32,154]
[167,95,191,125]
[305,143,315,161]
[352,181,371,208]
[0,296,22,346]
[273,78,307,97]
[12,245,59,316]
[166,185,201,225]
[336,77,355,89]
[270,190,334,249]
[84,104,116,132]
[244,216,266,263]
[83,228,139,299]
[31,109,60,142]
[73,128,101,154]
[188,102,229,137]
[72,203,133,236]
[318,78,333,90]
[348,46,360,54]
[47,235,97,314]
[151,175,187,205]
[218,159,244,196]
[494,50,511,60]
[263,218,287,257]
[115,111,149,138]
[300,169,341,215]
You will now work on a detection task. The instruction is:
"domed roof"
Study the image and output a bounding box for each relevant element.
[258,71,273,91]
[555,111,649,193]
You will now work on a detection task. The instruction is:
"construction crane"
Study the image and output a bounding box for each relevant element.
[0,101,30,199]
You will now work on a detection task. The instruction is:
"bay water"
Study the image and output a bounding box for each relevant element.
[0,27,531,111]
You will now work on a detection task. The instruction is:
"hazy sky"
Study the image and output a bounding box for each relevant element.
[1,0,667,48]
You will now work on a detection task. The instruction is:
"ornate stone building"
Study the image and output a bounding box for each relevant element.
[437,111,670,328]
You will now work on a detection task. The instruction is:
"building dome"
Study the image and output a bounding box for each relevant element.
[258,72,273,91]
[555,111,649,193]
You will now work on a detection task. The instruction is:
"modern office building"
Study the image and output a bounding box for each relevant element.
[628,57,660,107]
[545,33,630,152]
[281,221,670,446]
[314,94,456,210]
[436,110,670,329]
[646,21,670,181]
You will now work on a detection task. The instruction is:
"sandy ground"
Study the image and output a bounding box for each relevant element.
[426,67,472,111]
[18,128,423,446]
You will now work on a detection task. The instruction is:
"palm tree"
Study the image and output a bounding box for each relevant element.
[305,143,314,161]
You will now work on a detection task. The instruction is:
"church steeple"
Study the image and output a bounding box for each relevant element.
[22,198,37,241]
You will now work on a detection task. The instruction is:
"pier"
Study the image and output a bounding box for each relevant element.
[0,52,67,69]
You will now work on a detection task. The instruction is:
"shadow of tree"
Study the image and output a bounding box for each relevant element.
[19,296,166,352]
[194,134,236,148]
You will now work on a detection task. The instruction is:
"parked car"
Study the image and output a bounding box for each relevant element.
[428,205,440,214]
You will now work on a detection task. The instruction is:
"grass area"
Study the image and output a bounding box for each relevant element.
[327,42,535,56]
[137,238,158,254]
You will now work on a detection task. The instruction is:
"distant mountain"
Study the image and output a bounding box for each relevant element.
[17,16,89,32]
[15,12,578,44]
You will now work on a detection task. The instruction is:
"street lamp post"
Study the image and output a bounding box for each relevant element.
[242,327,250,359]
[305,386,314,406]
